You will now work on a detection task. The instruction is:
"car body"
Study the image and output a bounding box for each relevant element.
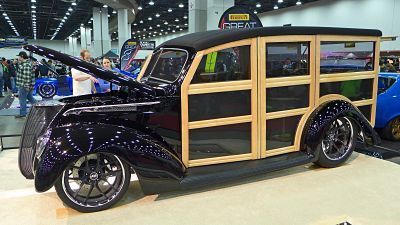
[33,75,73,98]
[375,72,400,140]
[19,27,382,212]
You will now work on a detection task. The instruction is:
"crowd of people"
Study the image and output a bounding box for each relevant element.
[0,48,122,118]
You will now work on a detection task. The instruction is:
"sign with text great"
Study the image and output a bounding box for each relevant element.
[120,39,155,70]
[218,6,263,29]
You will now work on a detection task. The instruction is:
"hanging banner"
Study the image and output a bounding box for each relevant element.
[218,6,263,29]
[0,36,28,48]
[120,39,156,71]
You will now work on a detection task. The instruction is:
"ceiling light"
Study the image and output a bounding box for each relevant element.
[278,0,284,3]
[296,1,302,5]
[168,8,172,12]
[140,20,143,23]
[254,10,257,14]
[103,5,108,8]
[5,16,9,20]
[112,10,117,14]
[256,3,261,8]
[149,1,154,5]
[62,19,65,22]
[164,21,168,25]
[274,5,279,9]
[63,16,67,19]
[155,13,160,17]
[138,6,143,10]
[68,7,73,11]
[149,26,152,29]
[32,18,36,21]
[179,3,184,8]
[175,18,179,22]
[31,5,36,9]
[31,0,36,2]
[156,24,160,27]
[72,2,77,6]
[148,17,152,20]
[66,12,70,15]
[2,13,6,16]
[32,10,36,13]
[133,23,137,26]
[108,14,110,17]
[180,28,183,31]
[183,15,187,19]
[172,30,176,33]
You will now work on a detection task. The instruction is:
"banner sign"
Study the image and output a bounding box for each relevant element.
[0,36,28,48]
[120,39,156,71]
[218,6,263,29]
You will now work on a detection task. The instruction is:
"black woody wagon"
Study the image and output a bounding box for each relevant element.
[19,26,381,212]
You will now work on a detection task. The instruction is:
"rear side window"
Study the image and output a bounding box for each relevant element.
[378,77,396,94]
[320,41,374,74]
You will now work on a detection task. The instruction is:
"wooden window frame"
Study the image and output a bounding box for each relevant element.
[260,35,316,158]
[181,38,258,167]
[316,35,380,126]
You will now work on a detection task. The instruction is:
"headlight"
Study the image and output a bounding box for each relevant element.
[35,129,52,159]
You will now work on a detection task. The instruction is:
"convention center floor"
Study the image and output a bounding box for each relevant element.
[0,150,400,225]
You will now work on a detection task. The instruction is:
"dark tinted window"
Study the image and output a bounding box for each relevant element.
[189,90,251,121]
[191,46,251,83]
[266,85,309,112]
[320,41,374,74]
[266,42,309,78]
[358,105,372,121]
[378,77,396,94]
[189,123,251,160]
[320,79,373,101]
[266,116,301,150]
[144,49,188,83]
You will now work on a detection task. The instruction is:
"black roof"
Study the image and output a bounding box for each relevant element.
[158,26,382,51]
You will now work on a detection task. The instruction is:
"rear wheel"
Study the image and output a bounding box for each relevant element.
[54,153,131,213]
[37,83,57,98]
[382,117,400,141]
[315,117,357,168]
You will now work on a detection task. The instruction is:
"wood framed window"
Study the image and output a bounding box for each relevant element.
[316,35,380,125]
[260,36,316,158]
[181,38,258,167]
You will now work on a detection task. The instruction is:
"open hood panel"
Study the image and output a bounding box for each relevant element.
[24,45,156,97]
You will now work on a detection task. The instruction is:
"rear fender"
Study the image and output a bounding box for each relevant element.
[301,100,381,158]
[34,123,186,192]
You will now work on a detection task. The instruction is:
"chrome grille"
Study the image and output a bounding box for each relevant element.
[18,104,62,179]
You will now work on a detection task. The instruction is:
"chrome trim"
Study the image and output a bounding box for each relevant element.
[62,101,160,116]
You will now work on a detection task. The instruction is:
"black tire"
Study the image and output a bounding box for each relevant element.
[315,117,357,168]
[54,153,131,213]
[381,117,400,141]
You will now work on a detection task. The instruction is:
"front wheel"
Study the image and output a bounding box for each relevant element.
[54,153,131,213]
[381,117,400,141]
[315,117,357,168]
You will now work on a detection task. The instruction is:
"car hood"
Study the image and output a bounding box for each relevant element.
[24,45,156,97]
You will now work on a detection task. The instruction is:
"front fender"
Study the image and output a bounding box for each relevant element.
[301,100,381,158]
[34,123,186,192]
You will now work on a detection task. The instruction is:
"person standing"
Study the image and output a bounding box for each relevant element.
[71,49,98,96]
[10,59,18,94]
[15,51,36,118]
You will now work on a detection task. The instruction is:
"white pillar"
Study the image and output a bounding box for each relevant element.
[118,9,129,51]
[93,7,102,57]
[101,9,111,55]
[206,0,234,30]
[72,37,78,56]
[68,36,74,56]
[128,23,131,39]
[86,28,92,52]
[80,26,87,49]
[189,0,207,33]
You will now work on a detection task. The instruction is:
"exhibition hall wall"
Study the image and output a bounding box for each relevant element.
[147,0,400,51]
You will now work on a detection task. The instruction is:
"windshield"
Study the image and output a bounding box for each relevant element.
[143,48,188,83]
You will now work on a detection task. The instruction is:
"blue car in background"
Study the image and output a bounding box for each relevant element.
[376,72,400,140]
[33,75,73,98]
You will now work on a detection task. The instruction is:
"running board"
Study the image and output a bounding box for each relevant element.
[180,151,313,189]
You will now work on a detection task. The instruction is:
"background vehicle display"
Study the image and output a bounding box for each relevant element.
[376,72,400,140]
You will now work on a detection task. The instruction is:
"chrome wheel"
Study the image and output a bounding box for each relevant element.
[61,153,127,208]
[321,117,354,161]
